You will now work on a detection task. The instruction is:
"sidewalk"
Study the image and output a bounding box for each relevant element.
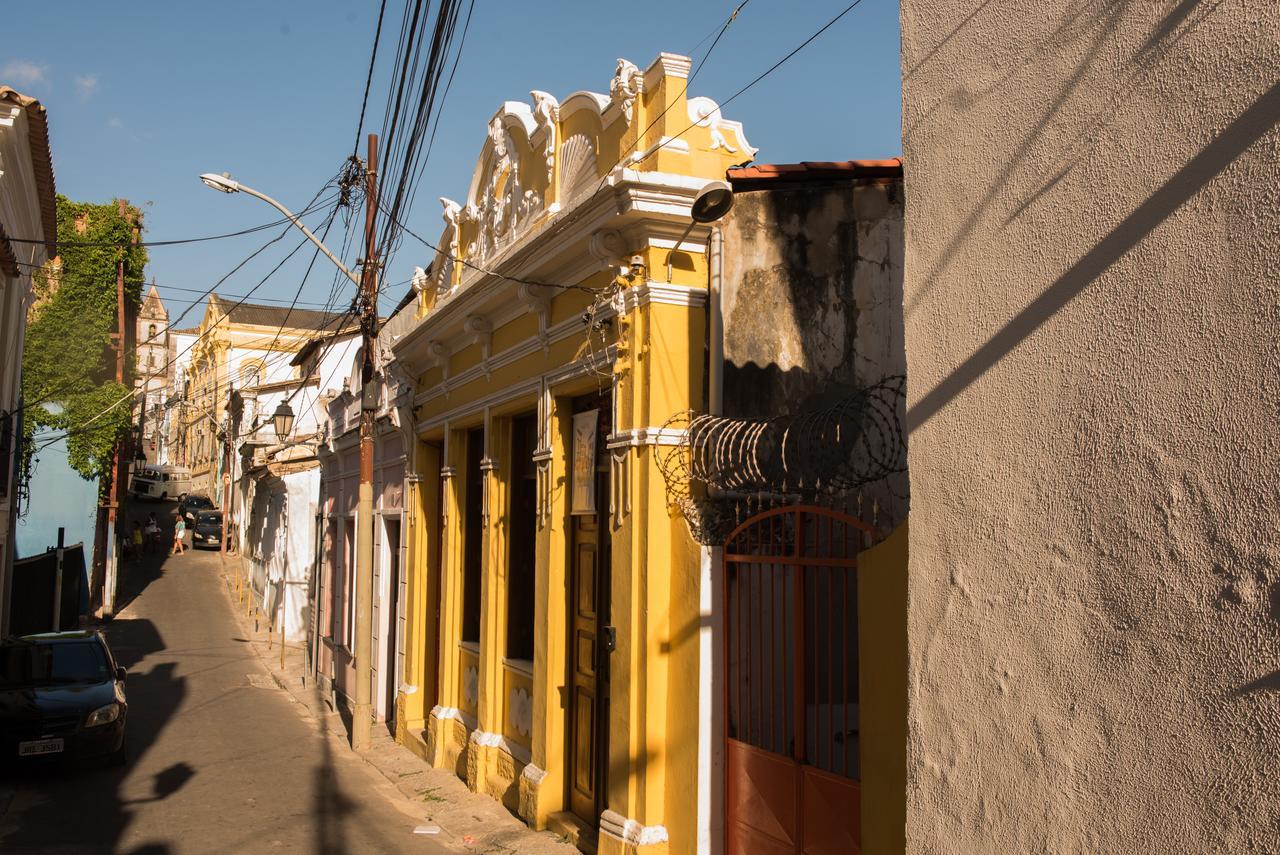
[216,556,577,855]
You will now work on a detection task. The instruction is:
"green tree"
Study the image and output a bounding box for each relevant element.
[20,196,147,492]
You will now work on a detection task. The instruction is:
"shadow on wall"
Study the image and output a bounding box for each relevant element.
[907,81,1280,433]
[719,180,908,526]
[904,0,1229,317]
[722,181,904,420]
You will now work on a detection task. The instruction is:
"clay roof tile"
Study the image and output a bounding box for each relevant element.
[727,157,903,190]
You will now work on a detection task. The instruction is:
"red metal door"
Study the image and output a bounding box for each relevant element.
[724,506,873,855]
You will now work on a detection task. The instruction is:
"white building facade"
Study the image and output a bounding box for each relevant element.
[0,86,56,635]
[237,324,361,644]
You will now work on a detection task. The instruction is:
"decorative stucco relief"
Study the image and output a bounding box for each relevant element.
[530,90,559,183]
[462,665,478,708]
[509,687,532,738]
[689,96,753,155]
[610,58,643,124]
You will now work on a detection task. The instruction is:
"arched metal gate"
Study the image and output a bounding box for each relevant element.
[724,506,873,855]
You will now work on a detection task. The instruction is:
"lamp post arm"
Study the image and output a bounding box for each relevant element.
[234,183,362,287]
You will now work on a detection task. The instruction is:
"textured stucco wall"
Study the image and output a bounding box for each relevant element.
[720,179,908,525]
[900,1,1280,851]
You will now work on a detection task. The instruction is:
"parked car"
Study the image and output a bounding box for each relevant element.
[129,464,192,501]
[191,511,223,549]
[0,631,128,766]
[177,494,215,526]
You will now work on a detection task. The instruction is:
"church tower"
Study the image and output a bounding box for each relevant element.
[134,282,170,460]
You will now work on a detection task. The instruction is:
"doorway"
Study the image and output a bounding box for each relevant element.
[382,516,402,727]
[723,506,873,854]
[566,392,612,828]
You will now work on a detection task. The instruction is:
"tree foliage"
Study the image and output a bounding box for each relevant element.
[21,196,147,490]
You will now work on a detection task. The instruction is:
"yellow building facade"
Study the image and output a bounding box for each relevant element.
[180,296,346,500]
[391,53,754,854]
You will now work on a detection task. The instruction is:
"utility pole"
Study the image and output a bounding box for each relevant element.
[221,416,231,556]
[352,133,379,750]
[103,201,132,619]
[222,387,241,557]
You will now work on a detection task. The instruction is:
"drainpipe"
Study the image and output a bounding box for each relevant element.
[699,224,727,854]
[708,227,724,417]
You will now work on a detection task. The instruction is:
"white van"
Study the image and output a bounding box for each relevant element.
[129,465,192,501]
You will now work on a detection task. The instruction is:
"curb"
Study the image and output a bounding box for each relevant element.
[214,561,577,854]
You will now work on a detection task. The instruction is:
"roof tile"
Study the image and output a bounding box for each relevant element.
[727,158,903,190]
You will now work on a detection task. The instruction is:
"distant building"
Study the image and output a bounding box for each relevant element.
[237,322,360,646]
[133,283,170,462]
[161,326,199,466]
[0,86,56,635]
[176,294,350,501]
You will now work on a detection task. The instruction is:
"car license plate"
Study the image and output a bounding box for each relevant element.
[18,738,64,756]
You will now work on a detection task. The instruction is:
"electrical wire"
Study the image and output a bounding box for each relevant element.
[3,194,340,249]
[378,199,602,295]
[374,0,472,273]
[630,0,869,173]
[352,0,390,159]
[590,0,750,191]
[31,222,337,455]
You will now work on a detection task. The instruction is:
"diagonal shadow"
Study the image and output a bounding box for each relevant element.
[1234,671,1280,697]
[907,80,1280,433]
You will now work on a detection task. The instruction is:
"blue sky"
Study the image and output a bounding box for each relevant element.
[4,0,900,323]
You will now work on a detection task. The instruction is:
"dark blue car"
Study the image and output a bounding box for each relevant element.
[0,631,128,766]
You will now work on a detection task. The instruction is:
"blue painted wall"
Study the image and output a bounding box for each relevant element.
[15,433,99,566]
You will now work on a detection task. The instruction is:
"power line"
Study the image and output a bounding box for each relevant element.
[353,0,390,158]
[374,0,473,270]
[591,0,750,189]
[31,221,337,455]
[635,0,870,172]
[378,199,601,295]
[3,194,340,249]
[387,0,476,267]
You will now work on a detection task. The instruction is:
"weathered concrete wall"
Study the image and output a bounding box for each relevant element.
[721,179,904,416]
[720,179,907,524]
[900,1,1280,851]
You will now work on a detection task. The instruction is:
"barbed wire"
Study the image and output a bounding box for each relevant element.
[656,375,907,544]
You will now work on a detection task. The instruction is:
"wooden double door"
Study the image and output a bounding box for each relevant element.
[567,397,612,828]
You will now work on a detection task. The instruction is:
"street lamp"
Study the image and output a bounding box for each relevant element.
[198,172,361,286]
[666,179,734,282]
[272,401,295,440]
[199,172,239,193]
[200,137,379,751]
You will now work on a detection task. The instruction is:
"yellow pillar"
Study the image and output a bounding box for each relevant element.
[397,440,440,751]
[469,415,520,807]
[426,428,468,772]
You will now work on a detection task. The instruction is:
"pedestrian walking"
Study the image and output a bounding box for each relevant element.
[131,522,144,564]
[172,516,187,555]
[144,514,161,554]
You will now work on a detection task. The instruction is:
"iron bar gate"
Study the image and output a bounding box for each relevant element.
[724,505,873,855]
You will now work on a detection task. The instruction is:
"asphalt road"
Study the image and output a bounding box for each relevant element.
[0,502,448,855]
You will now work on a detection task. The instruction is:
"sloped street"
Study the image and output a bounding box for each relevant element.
[0,518,446,855]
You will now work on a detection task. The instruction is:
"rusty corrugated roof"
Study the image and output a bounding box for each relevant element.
[727,158,903,191]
